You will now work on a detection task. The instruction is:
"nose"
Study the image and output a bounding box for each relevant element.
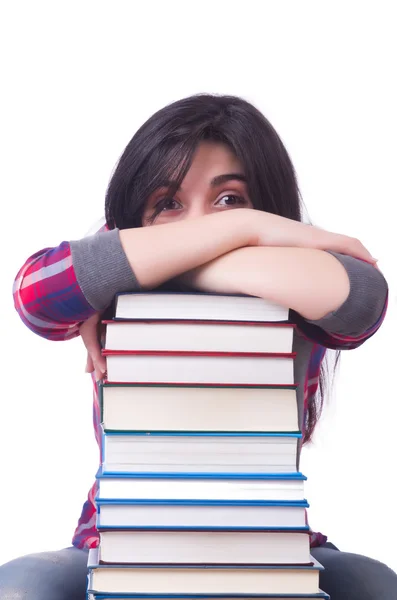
[184,199,212,220]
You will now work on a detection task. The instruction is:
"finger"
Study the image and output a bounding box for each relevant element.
[94,355,107,379]
[80,315,107,378]
[85,352,94,373]
[94,359,107,382]
[80,317,100,353]
[84,338,107,378]
[351,243,376,262]
[80,324,102,362]
[86,350,107,380]
[331,235,377,264]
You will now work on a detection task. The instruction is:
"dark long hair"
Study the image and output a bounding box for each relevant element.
[105,93,337,441]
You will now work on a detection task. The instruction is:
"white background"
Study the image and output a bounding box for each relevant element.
[1,0,396,572]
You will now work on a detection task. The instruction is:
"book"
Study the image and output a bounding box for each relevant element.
[87,594,330,600]
[96,472,307,502]
[87,595,330,600]
[104,321,295,354]
[97,530,311,566]
[96,500,309,530]
[103,351,295,385]
[101,433,300,475]
[100,383,299,433]
[87,548,324,595]
[114,292,290,322]
[89,292,319,599]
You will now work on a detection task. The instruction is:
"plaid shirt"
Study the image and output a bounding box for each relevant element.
[13,232,387,550]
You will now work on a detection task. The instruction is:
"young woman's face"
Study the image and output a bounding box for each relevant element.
[142,141,253,225]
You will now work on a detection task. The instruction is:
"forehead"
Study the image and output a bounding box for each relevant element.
[183,142,243,181]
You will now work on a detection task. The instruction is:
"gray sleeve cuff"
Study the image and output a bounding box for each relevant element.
[306,251,388,336]
[70,228,140,310]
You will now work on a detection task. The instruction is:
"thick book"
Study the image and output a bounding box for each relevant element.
[95,499,309,530]
[104,321,295,354]
[96,471,306,502]
[100,383,299,433]
[101,432,300,475]
[87,548,324,595]
[97,530,311,566]
[114,292,290,323]
[102,351,295,385]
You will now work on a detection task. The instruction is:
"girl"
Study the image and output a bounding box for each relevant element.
[3,94,395,599]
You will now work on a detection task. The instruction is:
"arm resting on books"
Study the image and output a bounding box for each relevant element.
[13,209,380,342]
[179,246,388,333]
[302,250,388,337]
[13,211,255,341]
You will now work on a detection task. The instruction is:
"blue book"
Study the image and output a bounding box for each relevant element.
[95,494,309,531]
[96,469,307,504]
[101,431,301,478]
[97,466,306,481]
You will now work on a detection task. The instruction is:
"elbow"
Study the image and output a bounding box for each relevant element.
[305,261,389,338]
[349,272,389,337]
[13,284,81,341]
[12,264,83,342]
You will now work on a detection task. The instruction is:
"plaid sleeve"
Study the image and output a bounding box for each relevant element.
[13,241,96,341]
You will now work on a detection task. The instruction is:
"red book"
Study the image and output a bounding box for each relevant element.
[103,320,295,354]
[102,350,296,386]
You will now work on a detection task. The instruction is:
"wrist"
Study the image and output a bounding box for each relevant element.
[225,208,261,248]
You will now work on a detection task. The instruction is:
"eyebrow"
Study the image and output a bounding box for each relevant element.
[210,173,247,187]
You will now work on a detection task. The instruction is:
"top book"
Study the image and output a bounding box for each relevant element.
[114,292,290,322]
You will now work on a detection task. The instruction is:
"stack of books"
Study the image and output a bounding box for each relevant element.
[87,292,328,600]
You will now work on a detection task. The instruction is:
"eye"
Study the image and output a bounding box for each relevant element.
[215,194,248,207]
[145,197,183,225]
[156,198,182,212]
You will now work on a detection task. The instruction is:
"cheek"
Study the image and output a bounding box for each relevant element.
[141,206,160,227]
[141,213,152,227]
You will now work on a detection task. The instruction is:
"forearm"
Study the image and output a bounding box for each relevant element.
[16,210,254,339]
[118,209,255,289]
[185,246,351,320]
[250,247,350,320]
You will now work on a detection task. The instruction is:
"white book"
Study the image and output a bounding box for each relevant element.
[98,530,311,565]
[105,321,294,354]
[115,292,290,322]
[97,475,306,503]
[96,501,308,529]
[104,353,295,385]
[102,434,299,474]
[100,384,299,433]
[87,548,323,595]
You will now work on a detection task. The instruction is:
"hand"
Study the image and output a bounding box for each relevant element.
[79,312,107,381]
[252,210,377,265]
[177,246,272,297]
